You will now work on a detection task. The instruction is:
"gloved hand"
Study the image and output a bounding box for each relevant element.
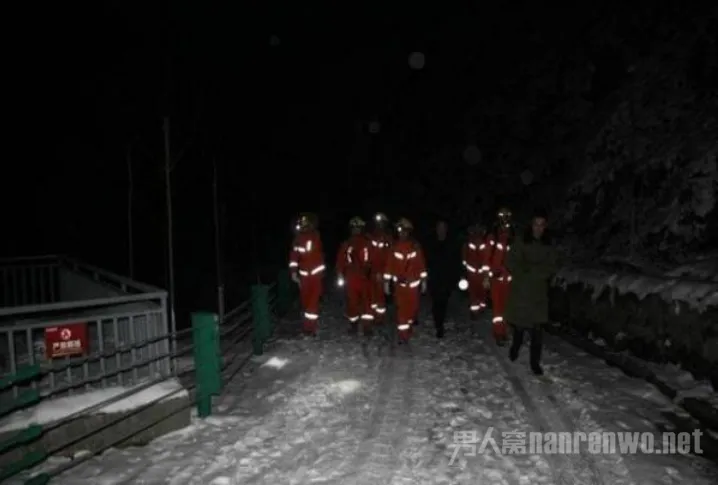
[421,280,427,294]
[291,272,300,284]
[384,282,391,295]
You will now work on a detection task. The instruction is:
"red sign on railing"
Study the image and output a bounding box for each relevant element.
[45,323,88,359]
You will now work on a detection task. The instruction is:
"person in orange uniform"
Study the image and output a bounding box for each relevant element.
[288,213,326,336]
[461,223,491,319]
[336,217,374,335]
[383,218,427,343]
[367,212,393,323]
[488,207,513,345]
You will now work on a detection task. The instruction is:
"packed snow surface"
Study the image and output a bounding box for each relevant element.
[10,299,718,484]
[0,379,187,432]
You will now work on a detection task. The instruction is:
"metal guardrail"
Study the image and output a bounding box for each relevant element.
[0,255,166,317]
[0,273,295,485]
[1,256,171,401]
[0,257,59,309]
[1,309,170,402]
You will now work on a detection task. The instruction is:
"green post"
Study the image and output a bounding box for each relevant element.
[276,269,292,316]
[191,312,221,418]
[252,284,271,355]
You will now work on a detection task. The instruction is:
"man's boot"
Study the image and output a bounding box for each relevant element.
[509,327,524,361]
[529,327,544,375]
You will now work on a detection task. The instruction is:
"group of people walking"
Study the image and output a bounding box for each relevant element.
[288,207,558,375]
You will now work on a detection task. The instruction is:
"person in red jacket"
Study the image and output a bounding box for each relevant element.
[461,223,491,319]
[487,207,513,345]
[289,213,325,336]
[384,218,427,343]
[367,212,393,323]
[336,217,374,335]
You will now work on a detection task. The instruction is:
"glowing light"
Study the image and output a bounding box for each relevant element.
[458,278,469,291]
[337,276,345,287]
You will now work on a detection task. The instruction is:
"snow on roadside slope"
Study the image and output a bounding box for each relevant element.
[553,258,718,410]
[0,379,187,432]
[554,264,718,312]
[537,333,718,482]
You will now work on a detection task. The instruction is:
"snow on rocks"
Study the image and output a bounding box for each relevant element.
[554,264,718,313]
[666,256,718,283]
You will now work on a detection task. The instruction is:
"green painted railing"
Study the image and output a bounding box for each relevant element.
[0,271,296,484]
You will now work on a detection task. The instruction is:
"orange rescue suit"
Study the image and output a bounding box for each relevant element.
[336,234,373,326]
[289,230,325,334]
[462,234,491,313]
[384,239,427,341]
[488,229,511,342]
[367,230,393,321]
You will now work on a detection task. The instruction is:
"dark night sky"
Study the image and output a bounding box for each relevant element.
[3,1,639,312]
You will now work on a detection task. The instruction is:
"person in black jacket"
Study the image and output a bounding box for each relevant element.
[425,219,462,338]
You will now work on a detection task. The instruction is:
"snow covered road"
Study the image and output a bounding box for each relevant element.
[14,299,718,485]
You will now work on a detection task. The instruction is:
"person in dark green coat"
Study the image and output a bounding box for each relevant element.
[504,210,559,375]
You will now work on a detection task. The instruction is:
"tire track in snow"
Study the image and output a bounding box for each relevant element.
[523,367,638,485]
[384,344,434,485]
[228,319,385,485]
[534,338,646,485]
[221,337,338,485]
[340,342,417,485]
[487,337,600,485]
[447,339,524,485]
[304,336,389,483]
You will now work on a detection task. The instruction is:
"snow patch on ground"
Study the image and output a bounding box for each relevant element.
[261,356,289,369]
[0,378,187,432]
